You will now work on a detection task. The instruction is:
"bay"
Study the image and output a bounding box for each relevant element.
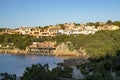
[0,54,64,76]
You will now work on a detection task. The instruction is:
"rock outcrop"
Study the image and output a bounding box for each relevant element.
[53,43,78,56]
[53,42,89,58]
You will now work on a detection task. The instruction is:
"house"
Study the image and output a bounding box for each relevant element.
[108,25,119,30]
[29,28,41,37]
[58,25,98,35]
[4,29,16,34]
[81,26,98,34]
[48,27,60,36]
[98,25,119,30]
[26,41,56,53]
[17,27,32,35]
[38,26,60,37]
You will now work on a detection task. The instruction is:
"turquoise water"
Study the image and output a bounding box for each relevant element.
[0,54,64,76]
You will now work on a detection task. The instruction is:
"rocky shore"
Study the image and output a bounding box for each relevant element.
[63,58,89,67]
[0,48,27,54]
[0,48,56,56]
[0,42,89,58]
[53,42,89,58]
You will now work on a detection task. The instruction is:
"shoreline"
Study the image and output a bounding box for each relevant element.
[0,49,82,57]
[0,50,89,67]
[0,48,89,59]
[0,48,27,54]
[0,48,54,55]
[0,52,82,58]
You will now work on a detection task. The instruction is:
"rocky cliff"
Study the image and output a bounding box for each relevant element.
[53,43,77,56]
[54,42,89,58]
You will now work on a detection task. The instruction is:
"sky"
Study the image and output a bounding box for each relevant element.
[0,0,120,28]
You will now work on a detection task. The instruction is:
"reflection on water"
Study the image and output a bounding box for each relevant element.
[57,56,80,60]
[0,54,64,76]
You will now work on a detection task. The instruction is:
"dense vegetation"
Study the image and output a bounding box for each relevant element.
[21,63,72,80]
[52,29,120,59]
[87,20,120,27]
[1,54,120,80]
[0,73,16,80]
[0,34,34,49]
[57,20,120,28]
[0,34,52,49]
[0,29,120,59]
[0,53,120,80]
[76,51,120,80]
[0,28,6,32]
[0,64,73,80]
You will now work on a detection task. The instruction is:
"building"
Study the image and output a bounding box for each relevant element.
[16,27,32,35]
[15,26,60,37]
[29,28,41,37]
[58,25,98,35]
[1,23,119,37]
[26,41,56,53]
[98,25,120,30]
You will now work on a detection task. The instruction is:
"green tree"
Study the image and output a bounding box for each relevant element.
[0,28,6,32]
[21,63,73,80]
[0,73,16,80]
[106,20,112,25]
[95,22,100,28]
[112,21,120,27]
[87,22,95,26]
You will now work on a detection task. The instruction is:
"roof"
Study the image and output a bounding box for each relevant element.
[28,41,56,48]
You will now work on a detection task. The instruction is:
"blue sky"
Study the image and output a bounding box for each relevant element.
[0,0,120,28]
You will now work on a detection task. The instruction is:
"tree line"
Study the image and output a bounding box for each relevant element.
[77,50,120,80]
[0,63,73,80]
[87,20,120,28]
[0,29,120,59]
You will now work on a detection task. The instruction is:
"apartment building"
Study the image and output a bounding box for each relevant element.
[2,23,119,37]
[16,27,32,35]
[58,25,98,35]
[15,26,60,37]
[98,25,119,30]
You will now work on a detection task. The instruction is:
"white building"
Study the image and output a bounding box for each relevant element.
[58,25,98,35]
